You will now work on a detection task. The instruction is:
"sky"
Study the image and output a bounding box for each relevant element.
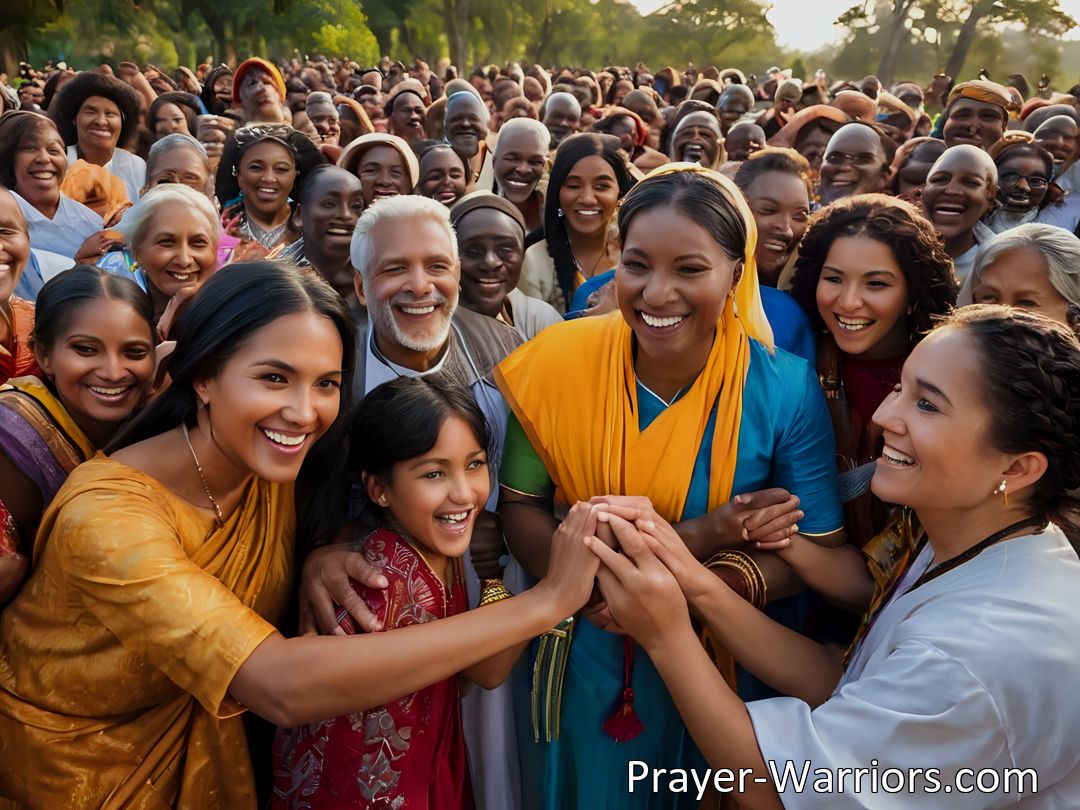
[628,0,1080,52]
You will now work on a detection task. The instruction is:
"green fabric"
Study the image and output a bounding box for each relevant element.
[499,411,554,498]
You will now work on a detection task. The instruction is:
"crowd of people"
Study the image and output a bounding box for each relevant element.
[0,52,1080,808]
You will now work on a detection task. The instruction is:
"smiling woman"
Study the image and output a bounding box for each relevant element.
[0,266,154,602]
[790,193,957,547]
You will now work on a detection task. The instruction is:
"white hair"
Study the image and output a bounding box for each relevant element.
[350,194,459,281]
[970,223,1080,306]
[494,117,551,155]
[144,134,213,195]
[118,183,220,249]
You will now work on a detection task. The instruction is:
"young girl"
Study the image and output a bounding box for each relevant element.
[273,376,527,809]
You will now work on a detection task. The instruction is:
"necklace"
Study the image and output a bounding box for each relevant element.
[182,423,224,524]
[244,215,290,249]
[908,515,1046,591]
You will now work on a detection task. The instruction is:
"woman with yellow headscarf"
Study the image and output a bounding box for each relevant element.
[496,164,844,809]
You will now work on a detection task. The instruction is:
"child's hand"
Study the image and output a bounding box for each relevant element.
[541,502,601,614]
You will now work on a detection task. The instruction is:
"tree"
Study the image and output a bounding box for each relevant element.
[940,0,1074,78]
[2,0,62,75]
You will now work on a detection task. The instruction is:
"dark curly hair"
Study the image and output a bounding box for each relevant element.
[789,193,958,344]
[543,132,635,307]
[734,146,812,196]
[941,304,1080,544]
[51,71,141,149]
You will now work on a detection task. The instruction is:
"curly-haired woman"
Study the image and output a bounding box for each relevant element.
[790,194,958,548]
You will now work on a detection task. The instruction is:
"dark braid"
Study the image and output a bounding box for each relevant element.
[947,305,1080,545]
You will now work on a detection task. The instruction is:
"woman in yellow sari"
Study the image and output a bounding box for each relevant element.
[496,164,845,809]
[0,261,602,809]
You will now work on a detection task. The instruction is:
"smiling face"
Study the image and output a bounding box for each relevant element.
[368,414,490,573]
[672,112,722,166]
[389,92,426,143]
[921,147,995,243]
[196,310,344,483]
[306,100,341,145]
[942,97,1006,150]
[417,148,468,206]
[145,147,211,195]
[815,235,910,359]
[996,152,1051,213]
[445,95,488,159]
[542,96,581,148]
[456,207,525,318]
[494,128,547,204]
[153,102,189,137]
[75,95,122,153]
[35,296,154,438]
[558,154,621,238]
[357,144,410,207]
[1033,116,1080,165]
[360,215,459,364]
[616,206,736,383]
[13,124,67,211]
[236,139,296,220]
[135,203,217,299]
[297,169,365,266]
[972,247,1070,325]
[745,170,810,283]
[871,327,1009,512]
[0,192,30,306]
[819,125,888,205]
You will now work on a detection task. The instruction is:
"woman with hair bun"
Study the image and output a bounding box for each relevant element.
[498,164,843,809]
[587,304,1080,808]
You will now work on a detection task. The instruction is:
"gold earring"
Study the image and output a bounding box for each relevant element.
[379,495,388,505]
[996,479,1008,505]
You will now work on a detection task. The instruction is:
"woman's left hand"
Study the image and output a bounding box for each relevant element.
[586,512,691,650]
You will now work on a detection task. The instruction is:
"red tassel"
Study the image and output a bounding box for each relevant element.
[603,637,644,742]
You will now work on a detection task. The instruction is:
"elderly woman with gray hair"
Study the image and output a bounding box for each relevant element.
[962,222,1080,325]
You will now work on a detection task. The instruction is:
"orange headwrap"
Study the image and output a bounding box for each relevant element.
[231,58,286,105]
[947,80,1012,113]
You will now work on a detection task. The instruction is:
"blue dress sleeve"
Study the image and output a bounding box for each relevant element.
[771,357,844,536]
[760,286,817,366]
[567,269,615,317]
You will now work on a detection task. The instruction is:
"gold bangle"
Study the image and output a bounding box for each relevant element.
[704,551,767,609]
[478,578,513,606]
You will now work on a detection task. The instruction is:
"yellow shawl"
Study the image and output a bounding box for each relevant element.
[496,163,773,520]
[0,456,293,809]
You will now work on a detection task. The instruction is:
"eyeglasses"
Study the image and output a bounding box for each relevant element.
[824,151,880,167]
[998,172,1050,189]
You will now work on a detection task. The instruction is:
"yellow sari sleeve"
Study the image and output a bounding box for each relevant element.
[51,483,277,718]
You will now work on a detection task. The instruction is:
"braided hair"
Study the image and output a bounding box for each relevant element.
[946,304,1080,544]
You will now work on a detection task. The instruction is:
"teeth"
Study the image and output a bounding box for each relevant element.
[326,228,351,235]
[401,305,436,315]
[263,429,305,446]
[89,385,128,396]
[169,272,193,281]
[641,312,686,328]
[836,316,873,331]
[882,445,915,466]
[437,511,470,523]
[763,241,787,251]
[257,187,277,194]
[576,209,600,216]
